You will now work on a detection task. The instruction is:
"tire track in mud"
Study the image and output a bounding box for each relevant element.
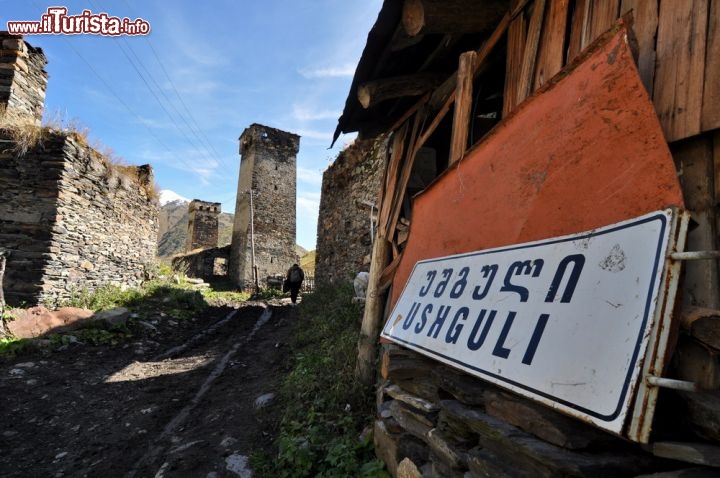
[124,306,272,478]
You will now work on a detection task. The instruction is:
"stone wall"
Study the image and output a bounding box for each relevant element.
[376,346,712,477]
[172,245,230,283]
[315,137,387,286]
[0,131,158,305]
[229,124,299,289]
[186,200,220,252]
[0,32,48,124]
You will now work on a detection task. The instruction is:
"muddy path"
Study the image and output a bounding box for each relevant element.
[0,302,296,477]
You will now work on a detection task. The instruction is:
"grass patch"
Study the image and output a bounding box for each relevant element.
[252,284,388,477]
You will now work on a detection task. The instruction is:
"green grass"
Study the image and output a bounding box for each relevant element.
[252,284,388,478]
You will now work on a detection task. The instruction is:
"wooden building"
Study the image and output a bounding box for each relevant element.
[333,0,720,475]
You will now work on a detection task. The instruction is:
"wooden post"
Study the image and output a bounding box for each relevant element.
[449,51,476,165]
[355,234,391,386]
[0,252,7,336]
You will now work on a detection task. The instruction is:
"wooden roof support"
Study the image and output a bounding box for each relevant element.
[357,73,445,109]
[449,51,477,165]
[402,0,507,36]
[516,0,546,105]
[417,10,512,150]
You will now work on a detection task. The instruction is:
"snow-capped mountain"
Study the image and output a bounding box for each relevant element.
[159,189,190,206]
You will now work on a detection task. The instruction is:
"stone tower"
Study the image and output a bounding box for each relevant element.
[0,33,48,124]
[186,200,221,252]
[229,124,299,289]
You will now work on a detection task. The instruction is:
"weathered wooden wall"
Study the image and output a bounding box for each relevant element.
[371,0,720,475]
[504,0,720,144]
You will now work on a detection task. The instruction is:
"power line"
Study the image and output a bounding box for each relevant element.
[87,0,221,170]
[117,0,235,172]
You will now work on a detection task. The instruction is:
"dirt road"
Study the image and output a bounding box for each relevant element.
[0,302,296,477]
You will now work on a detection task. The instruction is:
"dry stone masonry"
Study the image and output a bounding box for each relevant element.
[229,124,299,289]
[0,131,158,305]
[0,32,48,124]
[0,34,158,305]
[186,200,221,252]
[315,137,387,286]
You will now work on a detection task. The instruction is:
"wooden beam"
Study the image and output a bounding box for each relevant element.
[516,0,546,105]
[449,51,477,165]
[378,123,409,240]
[418,11,512,149]
[681,307,720,351]
[402,0,507,36]
[673,137,719,310]
[702,0,720,131]
[358,73,445,109]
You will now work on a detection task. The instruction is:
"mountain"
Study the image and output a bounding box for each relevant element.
[156,193,234,258]
[156,191,316,274]
[159,189,190,206]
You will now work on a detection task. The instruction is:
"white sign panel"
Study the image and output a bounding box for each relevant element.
[381,210,674,434]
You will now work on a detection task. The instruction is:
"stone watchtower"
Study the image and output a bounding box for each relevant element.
[186,200,221,252]
[0,33,48,124]
[229,124,299,289]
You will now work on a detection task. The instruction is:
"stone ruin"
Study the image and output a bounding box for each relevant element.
[0,33,158,305]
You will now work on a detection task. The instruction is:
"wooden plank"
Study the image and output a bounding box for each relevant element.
[449,51,476,165]
[516,0,546,105]
[702,0,720,131]
[672,137,719,309]
[387,112,423,240]
[620,0,658,95]
[654,0,708,142]
[567,0,591,61]
[533,0,570,90]
[503,7,527,116]
[378,123,408,240]
[681,306,720,350]
[652,442,720,467]
[587,0,620,43]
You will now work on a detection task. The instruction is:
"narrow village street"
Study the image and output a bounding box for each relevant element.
[0,302,296,477]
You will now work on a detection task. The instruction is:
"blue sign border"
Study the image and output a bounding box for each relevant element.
[382,211,668,422]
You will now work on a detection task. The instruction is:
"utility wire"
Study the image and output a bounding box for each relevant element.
[117,0,235,171]
[87,0,220,170]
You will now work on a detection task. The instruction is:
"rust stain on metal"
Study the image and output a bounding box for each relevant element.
[390,25,684,310]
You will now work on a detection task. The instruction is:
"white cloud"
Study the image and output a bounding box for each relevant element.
[295,129,332,141]
[298,64,356,79]
[297,167,323,186]
[292,104,340,121]
[297,191,321,217]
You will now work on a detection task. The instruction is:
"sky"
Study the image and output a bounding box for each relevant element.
[1,0,383,250]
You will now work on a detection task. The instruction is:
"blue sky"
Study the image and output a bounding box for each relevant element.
[1,0,382,250]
